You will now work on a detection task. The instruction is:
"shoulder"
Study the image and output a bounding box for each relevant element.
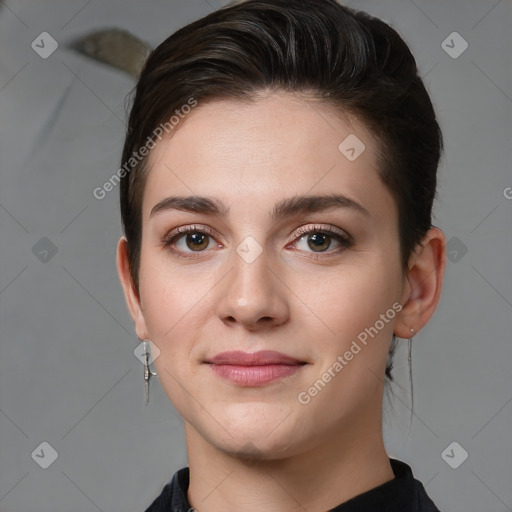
[390,459,442,512]
[413,479,443,512]
[143,480,174,512]
[143,467,190,512]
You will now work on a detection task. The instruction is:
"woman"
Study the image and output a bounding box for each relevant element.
[116,0,446,510]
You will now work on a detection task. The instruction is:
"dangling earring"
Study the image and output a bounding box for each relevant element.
[408,328,415,426]
[142,339,158,405]
[408,328,415,369]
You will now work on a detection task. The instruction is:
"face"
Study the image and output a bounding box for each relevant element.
[123,91,410,459]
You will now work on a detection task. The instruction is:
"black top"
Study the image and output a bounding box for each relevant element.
[144,458,442,511]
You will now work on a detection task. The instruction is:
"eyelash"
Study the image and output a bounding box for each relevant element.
[162,225,218,260]
[161,224,353,260]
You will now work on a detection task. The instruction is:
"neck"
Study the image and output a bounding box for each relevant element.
[185,414,394,512]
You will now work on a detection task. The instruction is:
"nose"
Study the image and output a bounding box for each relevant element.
[216,244,290,331]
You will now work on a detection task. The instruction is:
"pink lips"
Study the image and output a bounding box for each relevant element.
[205,350,306,386]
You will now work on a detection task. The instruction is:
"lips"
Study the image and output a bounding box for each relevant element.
[206,350,304,366]
[205,350,307,386]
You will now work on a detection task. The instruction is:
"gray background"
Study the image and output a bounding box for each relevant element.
[0,0,511,511]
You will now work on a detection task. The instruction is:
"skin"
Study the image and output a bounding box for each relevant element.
[117,91,446,512]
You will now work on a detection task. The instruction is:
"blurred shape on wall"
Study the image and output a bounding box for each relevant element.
[70,28,152,78]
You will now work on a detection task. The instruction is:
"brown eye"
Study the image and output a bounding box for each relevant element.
[185,232,209,251]
[293,226,352,258]
[306,233,331,252]
[163,226,217,256]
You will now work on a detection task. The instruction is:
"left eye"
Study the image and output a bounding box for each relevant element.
[294,231,349,253]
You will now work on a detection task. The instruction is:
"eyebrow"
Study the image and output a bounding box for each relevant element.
[149,194,371,220]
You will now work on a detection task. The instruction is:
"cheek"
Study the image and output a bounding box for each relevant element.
[138,261,205,407]
[137,248,222,371]
[137,250,194,342]
[290,260,399,340]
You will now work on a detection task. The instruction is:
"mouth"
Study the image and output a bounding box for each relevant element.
[204,350,307,386]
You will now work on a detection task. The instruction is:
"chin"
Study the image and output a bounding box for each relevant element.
[215,433,299,462]
[201,406,304,460]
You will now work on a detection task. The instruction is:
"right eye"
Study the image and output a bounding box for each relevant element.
[162,225,222,258]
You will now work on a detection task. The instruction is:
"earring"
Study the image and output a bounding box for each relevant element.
[408,328,415,420]
[142,339,158,405]
[408,328,415,366]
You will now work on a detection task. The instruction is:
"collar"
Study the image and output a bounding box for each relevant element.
[147,458,440,512]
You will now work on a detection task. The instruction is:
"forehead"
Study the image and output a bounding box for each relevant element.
[142,91,396,223]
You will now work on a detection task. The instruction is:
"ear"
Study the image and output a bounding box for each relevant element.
[116,236,150,340]
[394,227,446,338]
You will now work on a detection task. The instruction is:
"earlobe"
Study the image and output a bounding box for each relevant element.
[116,236,150,340]
[394,227,446,339]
